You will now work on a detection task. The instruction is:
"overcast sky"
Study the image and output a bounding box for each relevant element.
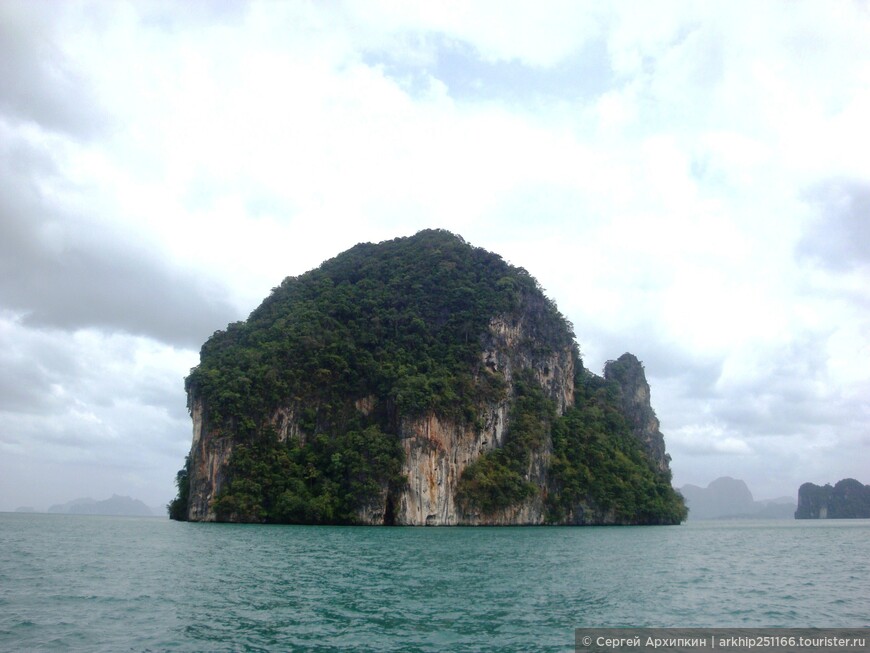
[1,1,868,512]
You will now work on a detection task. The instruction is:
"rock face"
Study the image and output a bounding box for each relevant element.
[177,230,682,525]
[604,353,670,473]
[396,412,530,526]
[392,305,575,526]
[795,479,870,519]
[186,398,233,521]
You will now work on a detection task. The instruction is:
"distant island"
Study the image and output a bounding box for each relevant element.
[795,479,870,519]
[678,477,796,520]
[169,229,687,526]
[45,495,154,517]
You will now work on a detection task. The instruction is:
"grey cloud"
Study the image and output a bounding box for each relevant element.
[0,317,193,511]
[710,335,835,434]
[0,400,189,508]
[0,339,75,414]
[799,178,870,271]
[588,320,856,452]
[715,391,846,439]
[0,2,108,139]
[656,323,868,498]
[578,320,724,396]
[0,139,239,349]
[0,363,63,414]
[0,2,248,140]
[0,308,85,411]
[5,237,239,349]
[0,341,191,457]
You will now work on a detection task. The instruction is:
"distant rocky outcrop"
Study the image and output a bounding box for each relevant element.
[795,479,870,519]
[48,495,154,517]
[679,477,797,520]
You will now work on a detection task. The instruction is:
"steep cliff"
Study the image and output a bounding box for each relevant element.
[604,353,670,473]
[170,230,685,525]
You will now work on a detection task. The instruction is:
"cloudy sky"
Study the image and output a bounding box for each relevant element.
[2,1,868,512]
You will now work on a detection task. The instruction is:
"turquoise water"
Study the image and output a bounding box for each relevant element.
[1,515,868,651]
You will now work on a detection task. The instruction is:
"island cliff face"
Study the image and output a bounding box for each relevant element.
[173,230,686,525]
[604,353,670,473]
[392,302,575,526]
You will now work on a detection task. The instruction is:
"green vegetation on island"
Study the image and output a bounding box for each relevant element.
[167,456,190,521]
[184,229,554,432]
[211,425,404,524]
[548,371,687,524]
[455,370,555,515]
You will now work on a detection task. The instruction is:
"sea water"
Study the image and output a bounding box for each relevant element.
[0,514,867,651]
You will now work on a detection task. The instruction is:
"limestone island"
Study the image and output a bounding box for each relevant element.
[795,478,870,519]
[169,230,687,525]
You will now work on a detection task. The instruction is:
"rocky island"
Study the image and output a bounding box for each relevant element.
[795,478,870,519]
[169,230,686,525]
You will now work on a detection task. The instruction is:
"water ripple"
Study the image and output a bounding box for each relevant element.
[1,516,869,650]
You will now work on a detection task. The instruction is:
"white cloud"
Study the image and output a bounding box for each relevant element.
[1,1,868,509]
